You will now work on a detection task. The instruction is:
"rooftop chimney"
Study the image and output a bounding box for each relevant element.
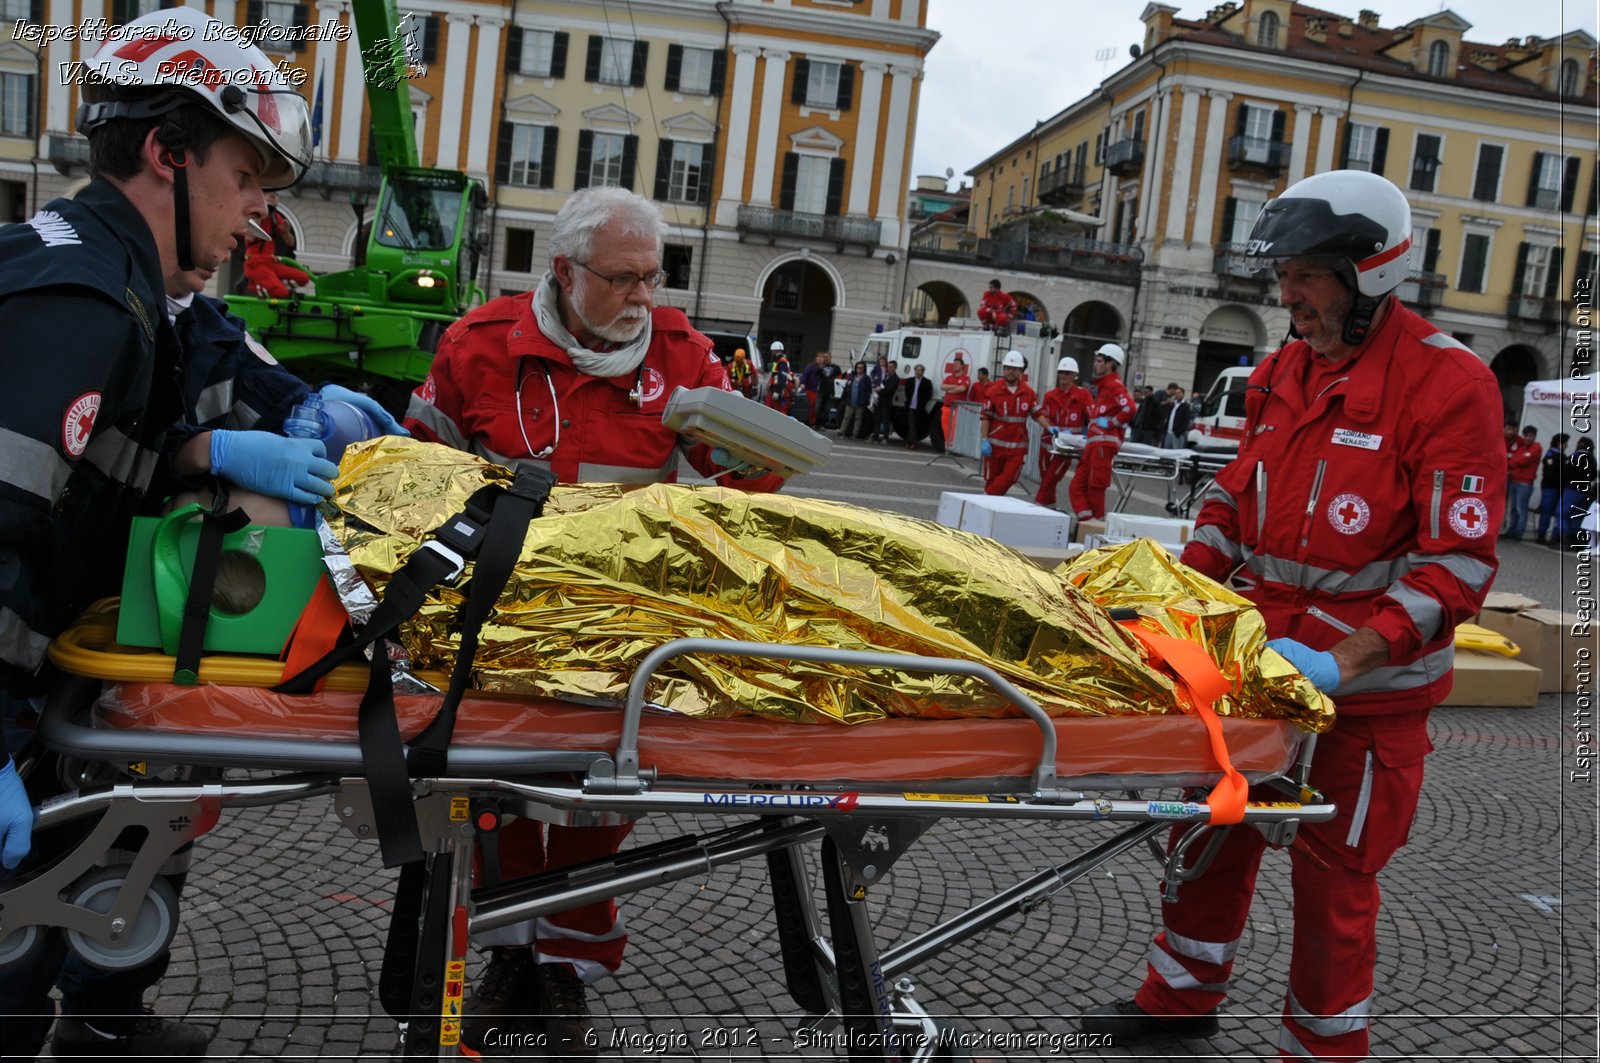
[1338,18,1354,37]
[1358,9,1380,30]
[1305,16,1328,42]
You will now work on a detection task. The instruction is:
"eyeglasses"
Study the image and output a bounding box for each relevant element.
[575,260,667,294]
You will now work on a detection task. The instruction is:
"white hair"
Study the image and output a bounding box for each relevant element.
[548,187,665,265]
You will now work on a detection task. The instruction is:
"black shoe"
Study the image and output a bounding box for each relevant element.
[463,946,539,1050]
[52,1009,208,1057]
[1080,1000,1219,1045]
[538,964,597,1059]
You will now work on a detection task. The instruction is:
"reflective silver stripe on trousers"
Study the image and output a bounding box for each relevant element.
[81,426,160,490]
[0,426,73,502]
[1279,1024,1339,1061]
[1164,928,1239,965]
[404,397,471,452]
[990,438,1027,449]
[1288,988,1373,1039]
[0,606,52,671]
[1148,941,1230,993]
[993,414,1029,423]
[1346,750,1375,848]
[194,379,235,425]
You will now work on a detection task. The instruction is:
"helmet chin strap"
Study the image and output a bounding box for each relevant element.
[158,120,196,273]
[1340,292,1386,346]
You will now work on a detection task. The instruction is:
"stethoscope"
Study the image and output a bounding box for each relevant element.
[513,357,647,460]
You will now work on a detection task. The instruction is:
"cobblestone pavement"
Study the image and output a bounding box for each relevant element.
[25,439,1600,1060]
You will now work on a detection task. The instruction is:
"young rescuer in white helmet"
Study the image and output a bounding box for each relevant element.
[1030,354,1092,508]
[977,350,1039,495]
[1067,341,1134,520]
[0,9,311,1058]
[1082,170,1506,1062]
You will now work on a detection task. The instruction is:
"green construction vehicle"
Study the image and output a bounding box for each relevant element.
[227,0,488,400]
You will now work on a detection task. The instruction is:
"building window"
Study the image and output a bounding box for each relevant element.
[1238,103,1277,164]
[1519,243,1554,298]
[1256,10,1279,47]
[1528,152,1568,211]
[1410,226,1442,274]
[663,244,693,290]
[503,227,536,273]
[674,46,716,95]
[507,124,545,186]
[793,154,832,214]
[1410,133,1441,193]
[1,0,31,17]
[1427,40,1450,77]
[1021,176,1030,204]
[1223,196,1264,246]
[1458,232,1490,293]
[1342,123,1387,174]
[111,0,161,25]
[0,72,32,138]
[517,30,561,78]
[663,140,706,203]
[1094,130,1106,164]
[1472,144,1503,202]
[1560,59,1581,97]
[588,132,626,187]
[805,60,842,109]
[598,38,633,85]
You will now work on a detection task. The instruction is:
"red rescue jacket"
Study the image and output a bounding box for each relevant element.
[1038,384,1093,434]
[982,382,1038,446]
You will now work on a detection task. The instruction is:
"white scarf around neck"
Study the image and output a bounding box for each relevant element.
[533,271,653,379]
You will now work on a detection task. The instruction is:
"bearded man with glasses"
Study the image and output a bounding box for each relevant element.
[404,186,782,1057]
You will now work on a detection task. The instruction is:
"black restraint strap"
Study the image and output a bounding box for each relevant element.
[173,497,250,686]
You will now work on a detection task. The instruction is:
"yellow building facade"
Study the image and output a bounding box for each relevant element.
[952,1,1596,409]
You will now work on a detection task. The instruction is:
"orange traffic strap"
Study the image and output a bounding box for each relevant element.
[278,578,349,693]
[1117,617,1249,825]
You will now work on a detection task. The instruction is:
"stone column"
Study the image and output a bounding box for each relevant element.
[308,0,343,160]
[1163,87,1203,243]
[1190,90,1231,246]
[336,7,368,162]
[873,63,916,246]
[464,17,504,175]
[432,14,475,168]
[1287,103,1316,185]
[1314,107,1341,174]
[714,44,761,226]
[847,62,886,216]
[1138,88,1172,245]
[747,49,790,207]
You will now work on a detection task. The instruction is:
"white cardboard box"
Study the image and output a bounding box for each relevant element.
[1105,512,1195,543]
[935,492,1074,549]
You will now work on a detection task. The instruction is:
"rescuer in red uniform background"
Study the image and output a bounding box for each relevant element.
[978,350,1037,495]
[1032,355,1092,508]
[1083,170,1505,1063]
[977,278,1017,333]
[1067,342,1134,520]
[241,190,312,298]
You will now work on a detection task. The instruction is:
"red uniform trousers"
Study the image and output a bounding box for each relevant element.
[1034,447,1073,506]
[243,253,311,298]
[984,439,1028,495]
[473,817,636,981]
[1069,438,1119,518]
[1134,711,1432,1061]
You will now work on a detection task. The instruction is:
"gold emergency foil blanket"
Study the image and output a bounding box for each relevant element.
[325,439,1331,729]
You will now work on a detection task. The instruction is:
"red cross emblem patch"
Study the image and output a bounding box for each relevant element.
[1327,492,1371,535]
[1448,497,1489,538]
[62,391,101,457]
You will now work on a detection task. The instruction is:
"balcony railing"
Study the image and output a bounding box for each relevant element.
[1227,135,1289,171]
[736,205,882,248]
[1213,243,1266,280]
[300,160,383,196]
[1530,187,1561,211]
[1395,272,1446,309]
[911,235,1142,285]
[1509,293,1562,323]
[1103,138,1144,175]
[46,134,90,172]
[1037,163,1087,204]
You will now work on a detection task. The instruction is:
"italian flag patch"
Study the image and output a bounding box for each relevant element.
[1461,475,1485,492]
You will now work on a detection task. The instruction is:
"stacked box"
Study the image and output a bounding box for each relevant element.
[935,492,1074,550]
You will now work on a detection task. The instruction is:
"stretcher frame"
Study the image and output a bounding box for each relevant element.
[1051,435,1234,518]
[2,633,1334,1061]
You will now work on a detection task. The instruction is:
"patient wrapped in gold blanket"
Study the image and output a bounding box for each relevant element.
[322,439,1331,731]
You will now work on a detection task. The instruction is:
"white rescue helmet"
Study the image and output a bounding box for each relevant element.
[1001,351,1026,369]
[77,7,311,188]
[1056,356,1080,375]
[769,340,785,351]
[1094,343,1125,366]
[1244,169,1411,299]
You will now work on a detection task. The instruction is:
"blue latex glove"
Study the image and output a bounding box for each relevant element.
[0,759,32,871]
[1267,637,1341,692]
[980,439,993,458]
[1047,425,1061,437]
[320,384,409,437]
[1092,416,1112,429]
[210,430,339,506]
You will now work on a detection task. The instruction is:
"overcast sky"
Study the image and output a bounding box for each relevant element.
[911,0,1600,184]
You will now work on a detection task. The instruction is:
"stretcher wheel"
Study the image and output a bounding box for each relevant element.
[63,867,180,971]
[0,921,42,967]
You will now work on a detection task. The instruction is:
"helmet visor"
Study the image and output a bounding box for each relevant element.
[230,82,312,189]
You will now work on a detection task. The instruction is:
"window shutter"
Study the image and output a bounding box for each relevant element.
[1339,123,1352,168]
[30,0,43,22]
[292,4,308,52]
[1546,247,1565,299]
[825,158,845,216]
[243,0,261,30]
[1460,235,1486,292]
[1372,128,1388,175]
[1562,156,1581,213]
[550,33,568,78]
[1511,241,1529,294]
[655,139,673,200]
[630,41,648,87]
[540,127,557,188]
[1590,178,1598,217]
[418,15,438,64]
[1526,151,1544,207]
[1423,228,1441,273]
[620,134,638,191]
[1578,250,1597,292]
[665,44,683,92]
[495,121,512,184]
[574,130,594,189]
[700,143,714,203]
[1269,109,1285,143]
[506,27,523,74]
[1233,104,1247,138]
[1472,145,1501,201]
[791,58,810,105]
[584,35,602,82]
[709,51,727,96]
[779,153,799,211]
[837,63,854,110]
[1219,196,1236,246]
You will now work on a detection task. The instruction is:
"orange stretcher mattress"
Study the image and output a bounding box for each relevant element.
[97,681,1305,788]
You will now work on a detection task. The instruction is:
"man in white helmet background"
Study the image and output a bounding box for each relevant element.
[1083,170,1505,1062]
[0,9,310,1058]
[1030,356,1092,508]
[1068,341,1135,520]
[977,350,1038,495]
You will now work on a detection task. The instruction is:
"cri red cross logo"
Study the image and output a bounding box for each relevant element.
[1327,492,1370,535]
[1448,496,1489,539]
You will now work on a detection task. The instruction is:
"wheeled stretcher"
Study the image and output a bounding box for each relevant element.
[1,602,1333,1061]
[1053,435,1234,517]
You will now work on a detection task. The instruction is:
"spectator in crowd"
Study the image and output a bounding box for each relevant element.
[838,361,874,439]
[1502,424,1541,540]
[871,361,899,444]
[903,364,936,450]
[1536,432,1569,546]
[1161,383,1193,449]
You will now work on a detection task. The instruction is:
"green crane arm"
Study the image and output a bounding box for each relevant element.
[350,0,419,172]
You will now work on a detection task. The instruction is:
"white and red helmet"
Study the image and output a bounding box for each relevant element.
[1245,169,1412,298]
[1001,350,1027,369]
[77,7,311,188]
[1056,356,1080,375]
